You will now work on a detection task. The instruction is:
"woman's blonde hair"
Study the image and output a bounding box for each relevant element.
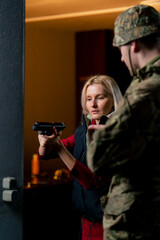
[81,75,123,115]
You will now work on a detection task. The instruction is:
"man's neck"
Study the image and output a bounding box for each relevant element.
[138,48,160,69]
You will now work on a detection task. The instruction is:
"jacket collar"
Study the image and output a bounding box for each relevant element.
[136,54,160,81]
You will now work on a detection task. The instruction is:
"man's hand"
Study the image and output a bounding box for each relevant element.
[88,124,105,141]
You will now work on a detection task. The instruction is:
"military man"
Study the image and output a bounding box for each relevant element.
[87,4,160,240]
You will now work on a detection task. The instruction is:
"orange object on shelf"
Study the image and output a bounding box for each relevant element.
[31,154,40,176]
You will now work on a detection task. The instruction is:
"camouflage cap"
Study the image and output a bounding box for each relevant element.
[113,4,160,47]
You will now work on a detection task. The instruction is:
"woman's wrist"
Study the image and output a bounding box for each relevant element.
[39,145,46,156]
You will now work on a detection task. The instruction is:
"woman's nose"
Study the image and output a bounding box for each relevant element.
[91,99,97,107]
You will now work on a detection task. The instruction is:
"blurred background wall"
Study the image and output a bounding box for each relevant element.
[24,24,76,183]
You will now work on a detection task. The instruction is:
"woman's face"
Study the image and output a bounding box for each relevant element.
[86,83,114,123]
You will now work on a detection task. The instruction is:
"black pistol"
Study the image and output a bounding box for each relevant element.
[32,122,66,135]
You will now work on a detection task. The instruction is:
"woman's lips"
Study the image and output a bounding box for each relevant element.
[91,110,99,114]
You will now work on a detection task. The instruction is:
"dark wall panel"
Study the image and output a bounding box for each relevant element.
[0,1,25,239]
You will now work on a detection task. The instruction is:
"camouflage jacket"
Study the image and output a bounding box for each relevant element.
[87,54,160,223]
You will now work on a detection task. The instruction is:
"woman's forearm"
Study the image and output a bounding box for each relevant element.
[57,142,76,171]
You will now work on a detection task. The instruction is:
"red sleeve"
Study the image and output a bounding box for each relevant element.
[61,134,75,149]
[70,160,108,190]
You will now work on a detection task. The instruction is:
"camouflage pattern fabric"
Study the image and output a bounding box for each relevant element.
[87,54,160,240]
[113,4,160,47]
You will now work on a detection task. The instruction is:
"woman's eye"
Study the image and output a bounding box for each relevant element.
[98,96,104,100]
[87,98,92,101]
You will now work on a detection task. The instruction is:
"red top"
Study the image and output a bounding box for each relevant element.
[38,119,108,190]
[60,134,108,190]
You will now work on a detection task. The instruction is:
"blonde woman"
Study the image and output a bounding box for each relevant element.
[38,75,123,240]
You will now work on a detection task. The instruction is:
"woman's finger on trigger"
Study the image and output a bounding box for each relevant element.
[57,130,62,136]
[48,127,58,138]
